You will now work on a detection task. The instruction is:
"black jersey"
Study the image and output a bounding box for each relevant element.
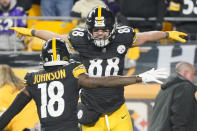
[176,0,197,17]
[24,62,86,131]
[68,26,136,113]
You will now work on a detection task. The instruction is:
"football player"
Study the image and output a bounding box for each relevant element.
[10,6,187,131]
[0,38,168,131]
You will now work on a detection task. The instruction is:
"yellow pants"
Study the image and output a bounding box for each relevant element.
[82,103,133,131]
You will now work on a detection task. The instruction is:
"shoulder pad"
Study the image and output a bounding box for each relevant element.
[73,27,86,31]
[68,27,89,49]
[69,27,86,38]
[24,69,41,85]
[24,72,34,86]
[114,26,136,46]
[115,25,135,34]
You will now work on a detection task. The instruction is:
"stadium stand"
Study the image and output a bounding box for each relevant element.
[0,0,27,51]
[25,20,76,51]
[23,3,77,51]
[27,4,41,28]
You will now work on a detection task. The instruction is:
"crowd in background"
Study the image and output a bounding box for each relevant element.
[0,0,197,51]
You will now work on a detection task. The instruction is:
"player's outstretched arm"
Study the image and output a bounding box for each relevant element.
[78,74,142,88]
[135,31,187,46]
[10,27,67,42]
[0,88,32,130]
[78,68,169,88]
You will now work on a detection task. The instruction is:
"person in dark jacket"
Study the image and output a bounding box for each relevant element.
[148,61,197,131]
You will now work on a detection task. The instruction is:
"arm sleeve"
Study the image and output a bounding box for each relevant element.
[170,83,194,131]
[0,91,32,130]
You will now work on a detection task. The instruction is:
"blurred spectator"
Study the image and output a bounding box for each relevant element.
[70,0,106,28]
[33,0,40,5]
[167,0,197,41]
[71,0,128,27]
[119,0,167,31]
[149,61,197,131]
[0,64,39,131]
[17,0,33,11]
[41,0,74,17]
[102,0,120,15]
[0,0,26,51]
[102,0,129,26]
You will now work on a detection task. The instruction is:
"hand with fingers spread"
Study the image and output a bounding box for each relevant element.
[138,68,169,87]
[165,31,188,43]
[10,27,33,39]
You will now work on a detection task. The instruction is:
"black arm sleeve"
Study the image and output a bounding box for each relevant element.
[0,91,32,130]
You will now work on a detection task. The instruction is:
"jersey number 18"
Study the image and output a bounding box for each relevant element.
[38,81,65,118]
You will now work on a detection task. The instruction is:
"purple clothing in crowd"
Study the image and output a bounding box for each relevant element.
[0,6,26,35]
[102,0,120,14]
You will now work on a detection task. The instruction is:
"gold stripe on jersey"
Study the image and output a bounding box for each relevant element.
[98,6,102,23]
[67,40,76,53]
[73,64,87,78]
[52,38,57,61]
[33,69,66,84]
[169,1,180,11]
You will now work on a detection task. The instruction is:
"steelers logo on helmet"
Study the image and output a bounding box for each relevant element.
[117,45,126,54]
[41,38,71,66]
[86,6,115,48]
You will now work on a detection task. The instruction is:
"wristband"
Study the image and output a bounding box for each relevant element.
[31,30,36,36]
[165,32,169,38]
[136,76,142,83]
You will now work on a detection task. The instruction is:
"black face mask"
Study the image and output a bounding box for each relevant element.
[1,3,10,12]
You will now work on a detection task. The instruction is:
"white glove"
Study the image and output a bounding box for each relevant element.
[139,68,169,87]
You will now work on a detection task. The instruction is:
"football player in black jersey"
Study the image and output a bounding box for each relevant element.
[10,6,187,131]
[0,38,168,131]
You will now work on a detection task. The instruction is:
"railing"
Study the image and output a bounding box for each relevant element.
[127,17,197,21]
